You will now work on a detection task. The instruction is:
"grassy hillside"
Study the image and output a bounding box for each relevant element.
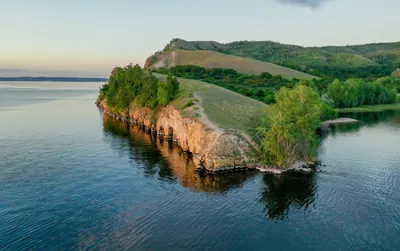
[165,38,400,79]
[154,73,267,140]
[147,49,316,80]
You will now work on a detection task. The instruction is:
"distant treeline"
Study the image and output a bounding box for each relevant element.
[168,38,400,80]
[0,77,108,82]
[326,77,399,108]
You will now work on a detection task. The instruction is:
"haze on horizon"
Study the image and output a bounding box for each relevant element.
[1,0,399,77]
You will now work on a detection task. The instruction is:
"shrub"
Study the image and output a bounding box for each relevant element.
[183,99,194,108]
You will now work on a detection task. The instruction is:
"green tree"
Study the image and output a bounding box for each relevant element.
[258,85,322,167]
[166,73,180,98]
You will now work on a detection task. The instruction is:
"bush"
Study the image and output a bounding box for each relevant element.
[183,99,194,108]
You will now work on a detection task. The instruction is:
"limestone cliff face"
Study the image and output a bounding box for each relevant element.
[98,100,260,172]
[144,51,177,69]
[144,55,154,69]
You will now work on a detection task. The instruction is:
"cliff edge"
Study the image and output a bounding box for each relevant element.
[98,99,260,171]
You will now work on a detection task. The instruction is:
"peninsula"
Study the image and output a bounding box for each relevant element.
[97,38,400,172]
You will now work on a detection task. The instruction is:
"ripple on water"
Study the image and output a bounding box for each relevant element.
[1,89,400,250]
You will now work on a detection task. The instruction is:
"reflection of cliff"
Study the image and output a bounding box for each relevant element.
[98,99,260,172]
[259,172,316,219]
[102,114,255,192]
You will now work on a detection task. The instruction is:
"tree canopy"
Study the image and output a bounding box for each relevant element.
[99,64,179,110]
[326,78,397,108]
[258,85,322,167]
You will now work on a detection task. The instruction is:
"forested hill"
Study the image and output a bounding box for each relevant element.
[165,38,400,79]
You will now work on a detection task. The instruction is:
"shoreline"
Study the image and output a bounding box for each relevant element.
[97,101,318,175]
[338,103,400,113]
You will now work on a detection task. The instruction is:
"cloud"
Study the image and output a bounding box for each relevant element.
[275,0,330,8]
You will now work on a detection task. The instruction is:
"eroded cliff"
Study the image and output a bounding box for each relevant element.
[98,99,260,172]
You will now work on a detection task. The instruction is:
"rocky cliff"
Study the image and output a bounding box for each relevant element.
[97,99,260,172]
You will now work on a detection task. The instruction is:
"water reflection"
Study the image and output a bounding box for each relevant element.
[321,110,400,138]
[259,172,317,219]
[102,114,255,192]
[340,110,400,127]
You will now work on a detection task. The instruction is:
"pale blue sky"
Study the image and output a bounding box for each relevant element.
[1,0,399,77]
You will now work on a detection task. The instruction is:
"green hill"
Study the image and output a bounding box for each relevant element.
[156,38,400,79]
[145,49,316,80]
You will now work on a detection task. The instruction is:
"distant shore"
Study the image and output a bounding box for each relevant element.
[0,77,108,82]
[339,103,400,113]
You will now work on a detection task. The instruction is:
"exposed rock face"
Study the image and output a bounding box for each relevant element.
[144,55,154,69]
[144,51,178,69]
[98,100,259,172]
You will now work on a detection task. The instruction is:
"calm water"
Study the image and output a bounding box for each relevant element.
[1,82,399,250]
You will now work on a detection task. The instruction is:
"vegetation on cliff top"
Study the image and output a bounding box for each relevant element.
[258,85,322,167]
[99,64,179,111]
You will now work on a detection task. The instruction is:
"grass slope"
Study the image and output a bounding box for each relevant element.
[150,50,316,80]
[154,73,267,141]
[167,38,400,77]
[174,50,315,80]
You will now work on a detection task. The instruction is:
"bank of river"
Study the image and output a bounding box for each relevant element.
[0,82,399,250]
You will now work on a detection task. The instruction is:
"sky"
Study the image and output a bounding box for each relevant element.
[1,0,399,77]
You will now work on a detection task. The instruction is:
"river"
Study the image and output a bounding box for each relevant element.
[0,82,399,250]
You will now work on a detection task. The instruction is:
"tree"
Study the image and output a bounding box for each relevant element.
[258,85,322,167]
[166,73,180,98]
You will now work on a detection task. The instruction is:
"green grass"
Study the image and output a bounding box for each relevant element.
[152,49,316,80]
[154,73,268,140]
[339,103,400,113]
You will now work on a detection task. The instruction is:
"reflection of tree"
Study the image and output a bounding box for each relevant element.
[259,172,317,220]
[325,110,400,136]
[341,110,399,127]
[330,122,361,136]
[102,114,255,193]
[393,114,400,124]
